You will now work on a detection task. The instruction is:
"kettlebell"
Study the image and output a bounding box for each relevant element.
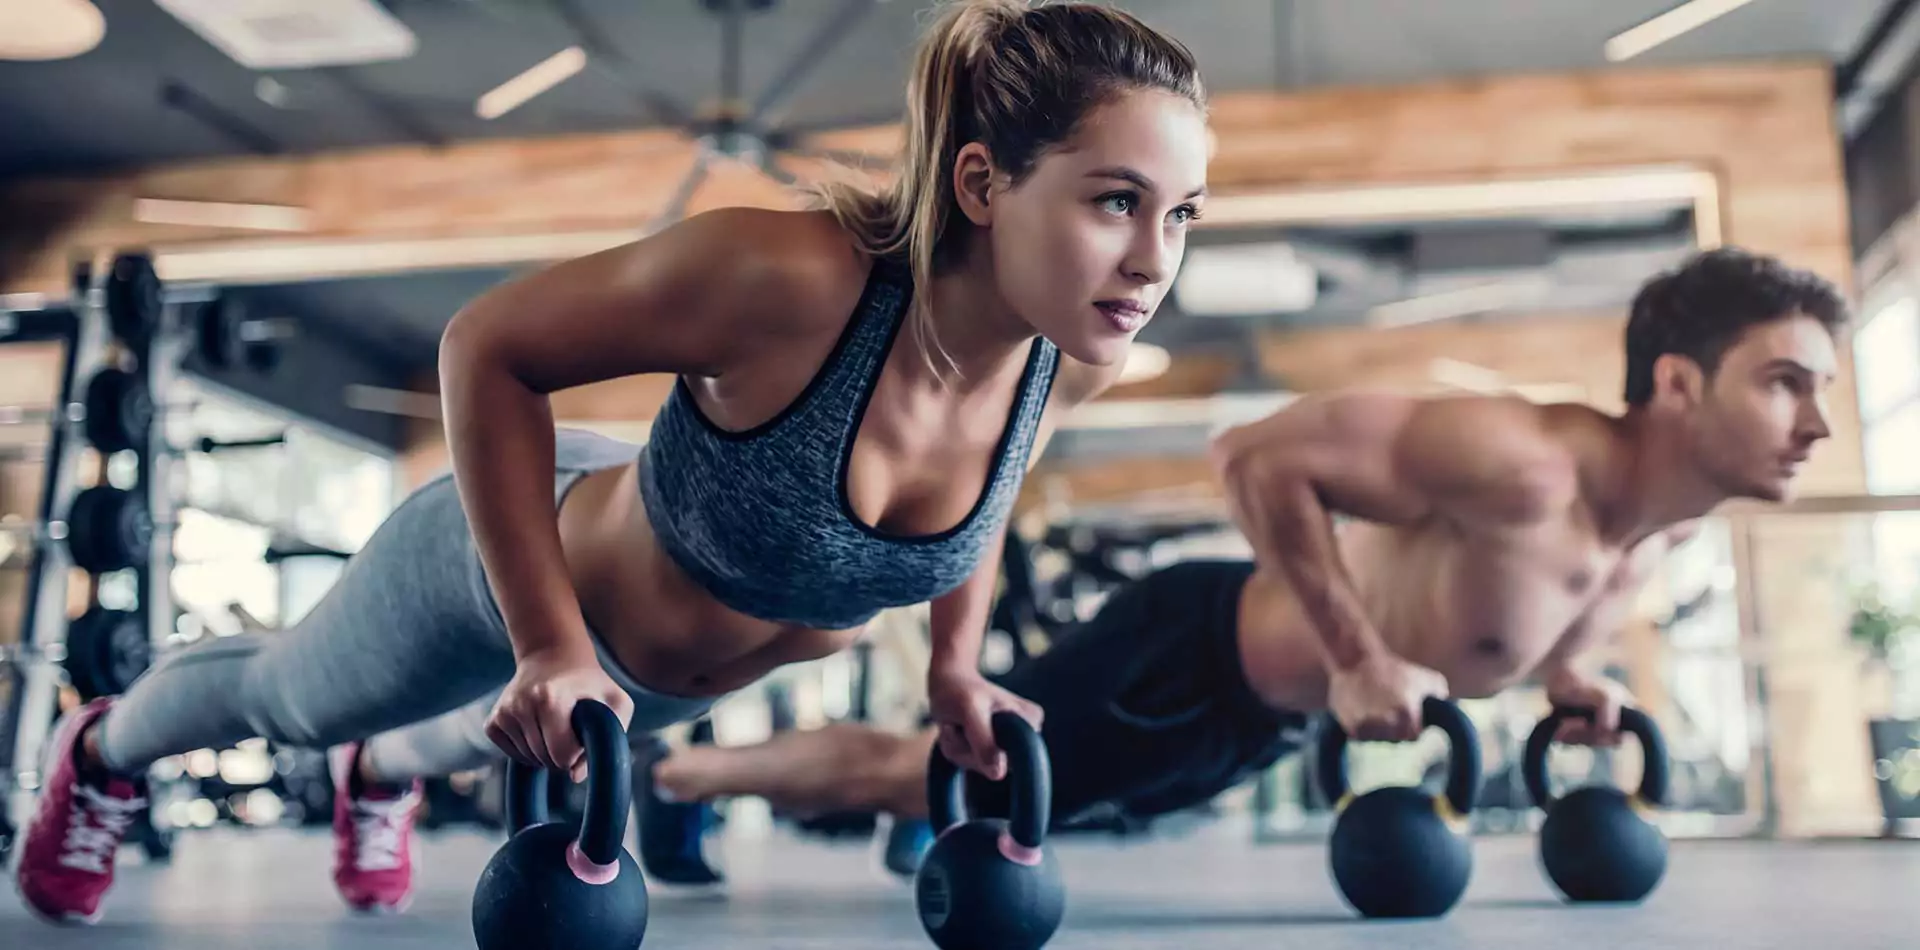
[1523,704,1670,904]
[1315,696,1482,919]
[915,711,1065,950]
[472,699,648,950]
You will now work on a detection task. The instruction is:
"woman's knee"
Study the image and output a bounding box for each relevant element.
[237,688,353,749]
[235,658,382,749]
[128,632,333,744]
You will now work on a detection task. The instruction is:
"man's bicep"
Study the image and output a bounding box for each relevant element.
[1271,393,1436,524]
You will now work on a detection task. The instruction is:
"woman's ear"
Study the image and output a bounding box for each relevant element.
[952,142,996,227]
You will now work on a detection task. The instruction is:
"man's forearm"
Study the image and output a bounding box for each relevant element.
[1537,648,1612,692]
[1214,441,1384,671]
[1534,605,1629,690]
[1267,486,1384,672]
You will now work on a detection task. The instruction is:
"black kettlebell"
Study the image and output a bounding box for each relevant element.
[1523,704,1670,904]
[915,711,1064,950]
[1315,696,1482,919]
[472,700,648,950]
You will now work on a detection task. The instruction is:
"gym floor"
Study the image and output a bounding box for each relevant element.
[6,824,1915,948]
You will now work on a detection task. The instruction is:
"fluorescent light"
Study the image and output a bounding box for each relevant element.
[477,46,588,120]
[134,198,312,232]
[1173,243,1318,316]
[1367,277,1550,327]
[342,384,440,420]
[154,0,417,70]
[153,228,641,284]
[1427,359,1588,404]
[255,76,293,108]
[1427,357,1510,392]
[0,0,105,61]
[1117,343,1171,385]
[1604,0,1758,62]
[1063,393,1299,432]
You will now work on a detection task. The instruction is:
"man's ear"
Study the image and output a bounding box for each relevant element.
[1649,353,1707,410]
[952,142,996,227]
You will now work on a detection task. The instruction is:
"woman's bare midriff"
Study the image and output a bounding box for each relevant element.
[555,463,866,699]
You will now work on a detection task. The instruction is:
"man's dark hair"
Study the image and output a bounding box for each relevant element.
[1622,247,1849,406]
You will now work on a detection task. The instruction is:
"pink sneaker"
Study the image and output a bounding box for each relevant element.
[329,743,422,913]
[15,698,148,926]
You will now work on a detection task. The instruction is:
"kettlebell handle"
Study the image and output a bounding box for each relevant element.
[503,699,633,868]
[1522,705,1669,811]
[1315,696,1482,817]
[926,711,1051,850]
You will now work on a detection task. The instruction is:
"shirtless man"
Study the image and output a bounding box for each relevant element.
[637,246,1845,856]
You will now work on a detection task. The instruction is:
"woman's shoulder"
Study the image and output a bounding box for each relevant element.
[675,206,877,341]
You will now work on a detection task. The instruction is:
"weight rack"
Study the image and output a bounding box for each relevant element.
[0,252,181,860]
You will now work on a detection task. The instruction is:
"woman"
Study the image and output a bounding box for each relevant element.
[17,0,1211,924]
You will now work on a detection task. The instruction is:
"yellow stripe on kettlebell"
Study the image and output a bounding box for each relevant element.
[1431,795,1468,830]
[1337,792,1356,811]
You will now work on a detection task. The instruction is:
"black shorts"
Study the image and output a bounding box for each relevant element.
[971,560,1311,827]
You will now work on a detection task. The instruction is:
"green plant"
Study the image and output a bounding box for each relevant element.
[1851,583,1920,661]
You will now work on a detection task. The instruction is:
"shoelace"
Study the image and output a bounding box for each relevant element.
[350,794,419,872]
[59,784,147,874]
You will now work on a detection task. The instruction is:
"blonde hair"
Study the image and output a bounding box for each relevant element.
[811,0,1205,381]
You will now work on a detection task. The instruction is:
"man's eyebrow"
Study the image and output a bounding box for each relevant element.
[1759,357,1836,381]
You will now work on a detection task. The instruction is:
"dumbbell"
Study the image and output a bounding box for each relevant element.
[0,484,155,574]
[100,253,165,350]
[74,251,295,398]
[0,604,153,701]
[0,481,335,577]
[67,367,284,455]
[0,366,159,455]
[82,252,300,382]
[191,297,297,374]
[0,371,284,459]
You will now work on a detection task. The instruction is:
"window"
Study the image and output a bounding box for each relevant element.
[1856,297,1920,423]
[165,380,395,633]
[1856,289,1920,614]
[1872,512,1920,608]
[1866,401,1920,495]
[1856,295,1920,493]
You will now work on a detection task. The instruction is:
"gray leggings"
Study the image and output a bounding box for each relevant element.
[96,430,719,781]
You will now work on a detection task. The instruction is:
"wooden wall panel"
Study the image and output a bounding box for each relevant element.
[0,62,1847,294]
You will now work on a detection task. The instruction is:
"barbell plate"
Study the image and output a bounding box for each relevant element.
[65,485,152,574]
[194,298,233,369]
[105,253,162,348]
[64,606,148,700]
[81,367,151,454]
